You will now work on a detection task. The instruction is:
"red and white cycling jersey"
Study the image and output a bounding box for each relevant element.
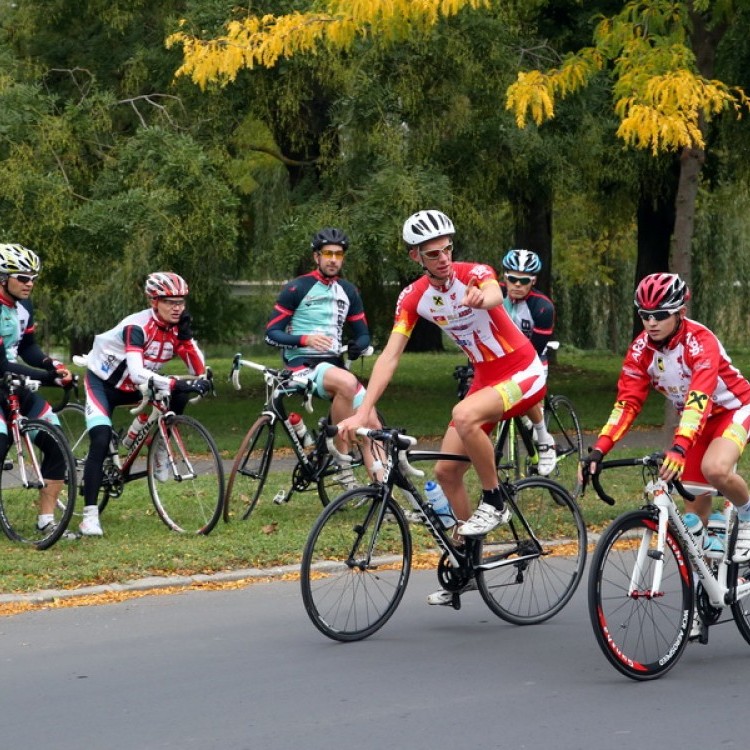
[86,308,205,392]
[392,262,532,364]
[596,318,750,454]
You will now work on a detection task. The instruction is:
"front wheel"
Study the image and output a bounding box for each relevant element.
[147,415,224,534]
[475,477,586,624]
[0,420,77,550]
[223,416,274,521]
[301,487,412,641]
[588,509,693,681]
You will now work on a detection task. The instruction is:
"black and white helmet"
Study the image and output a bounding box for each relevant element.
[0,243,41,275]
[402,210,455,247]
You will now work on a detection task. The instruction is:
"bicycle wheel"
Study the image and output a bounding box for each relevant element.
[588,509,692,680]
[147,415,224,534]
[730,560,750,644]
[475,477,586,624]
[301,487,412,642]
[545,395,583,497]
[0,420,77,549]
[224,416,275,521]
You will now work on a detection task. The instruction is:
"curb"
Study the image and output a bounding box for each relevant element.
[0,563,301,606]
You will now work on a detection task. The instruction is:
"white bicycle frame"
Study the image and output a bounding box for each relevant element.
[637,478,750,609]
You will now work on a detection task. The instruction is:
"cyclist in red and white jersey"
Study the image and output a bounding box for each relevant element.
[581,273,750,581]
[80,272,209,536]
[338,210,547,605]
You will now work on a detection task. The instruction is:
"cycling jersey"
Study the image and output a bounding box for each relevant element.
[500,284,555,362]
[265,270,370,367]
[595,318,750,455]
[393,262,532,364]
[86,308,205,392]
[0,296,60,430]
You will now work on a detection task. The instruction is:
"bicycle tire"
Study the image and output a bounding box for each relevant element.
[588,509,692,680]
[54,402,88,488]
[474,476,586,624]
[0,420,77,549]
[730,561,750,645]
[224,415,275,521]
[300,487,412,642]
[147,415,224,534]
[545,394,583,497]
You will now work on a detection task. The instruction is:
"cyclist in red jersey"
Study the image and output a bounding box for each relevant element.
[580,273,750,635]
[338,210,547,605]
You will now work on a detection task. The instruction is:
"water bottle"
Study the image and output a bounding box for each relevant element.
[424,480,456,528]
[288,412,314,448]
[122,412,150,449]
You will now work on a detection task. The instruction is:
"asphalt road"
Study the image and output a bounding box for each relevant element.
[2,566,749,750]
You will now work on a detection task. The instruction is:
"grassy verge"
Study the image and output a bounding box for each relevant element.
[2,346,749,595]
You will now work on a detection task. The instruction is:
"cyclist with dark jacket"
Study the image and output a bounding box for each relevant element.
[0,243,72,535]
[265,228,378,482]
[500,248,557,474]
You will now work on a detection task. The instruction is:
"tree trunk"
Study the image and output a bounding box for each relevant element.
[513,190,553,297]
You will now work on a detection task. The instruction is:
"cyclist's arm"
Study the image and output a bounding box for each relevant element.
[592,345,650,455]
[265,280,306,349]
[672,330,721,452]
[529,293,555,357]
[0,338,57,384]
[122,325,172,390]
[344,284,371,353]
[173,338,206,376]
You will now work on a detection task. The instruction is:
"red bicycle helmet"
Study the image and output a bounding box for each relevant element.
[145,272,189,300]
[634,273,689,311]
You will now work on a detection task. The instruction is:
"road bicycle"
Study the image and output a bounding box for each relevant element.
[0,374,77,549]
[452,349,583,495]
[224,351,380,521]
[585,453,750,680]
[66,363,224,535]
[300,424,586,641]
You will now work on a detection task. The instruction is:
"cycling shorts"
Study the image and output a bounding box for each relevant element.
[682,405,750,494]
[0,388,59,436]
[464,349,547,432]
[289,363,366,408]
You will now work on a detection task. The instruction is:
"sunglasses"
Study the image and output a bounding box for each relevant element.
[159,298,186,308]
[637,309,674,321]
[419,242,453,261]
[318,249,345,259]
[11,274,38,284]
[505,274,533,285]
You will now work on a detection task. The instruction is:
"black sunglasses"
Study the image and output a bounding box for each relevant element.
[505,274,533,285]
[637,309,674,321]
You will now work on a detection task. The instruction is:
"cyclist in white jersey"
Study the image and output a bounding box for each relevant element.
[80,272,209,536]
[0,243,73,535]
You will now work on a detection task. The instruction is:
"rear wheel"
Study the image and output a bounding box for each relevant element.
[545,395,583,497]
[301,487,411,641]
[475,477,586,624]
[0,420,77,549]
[224,416,275,521]
[588,509,692,680]
[147,415,224,534]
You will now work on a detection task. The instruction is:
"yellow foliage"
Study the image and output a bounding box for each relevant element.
[167,0,492,88]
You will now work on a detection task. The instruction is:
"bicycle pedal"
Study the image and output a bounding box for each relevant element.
[3,461,12,470]
[273,490,289,505]
[451,593,462,611]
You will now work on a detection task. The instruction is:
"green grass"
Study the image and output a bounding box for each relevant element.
[2,346,749,595]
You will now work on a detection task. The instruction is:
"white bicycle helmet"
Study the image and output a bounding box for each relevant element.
[0,243,41,275]
[145,272,189,300]
[402,210,455,246]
